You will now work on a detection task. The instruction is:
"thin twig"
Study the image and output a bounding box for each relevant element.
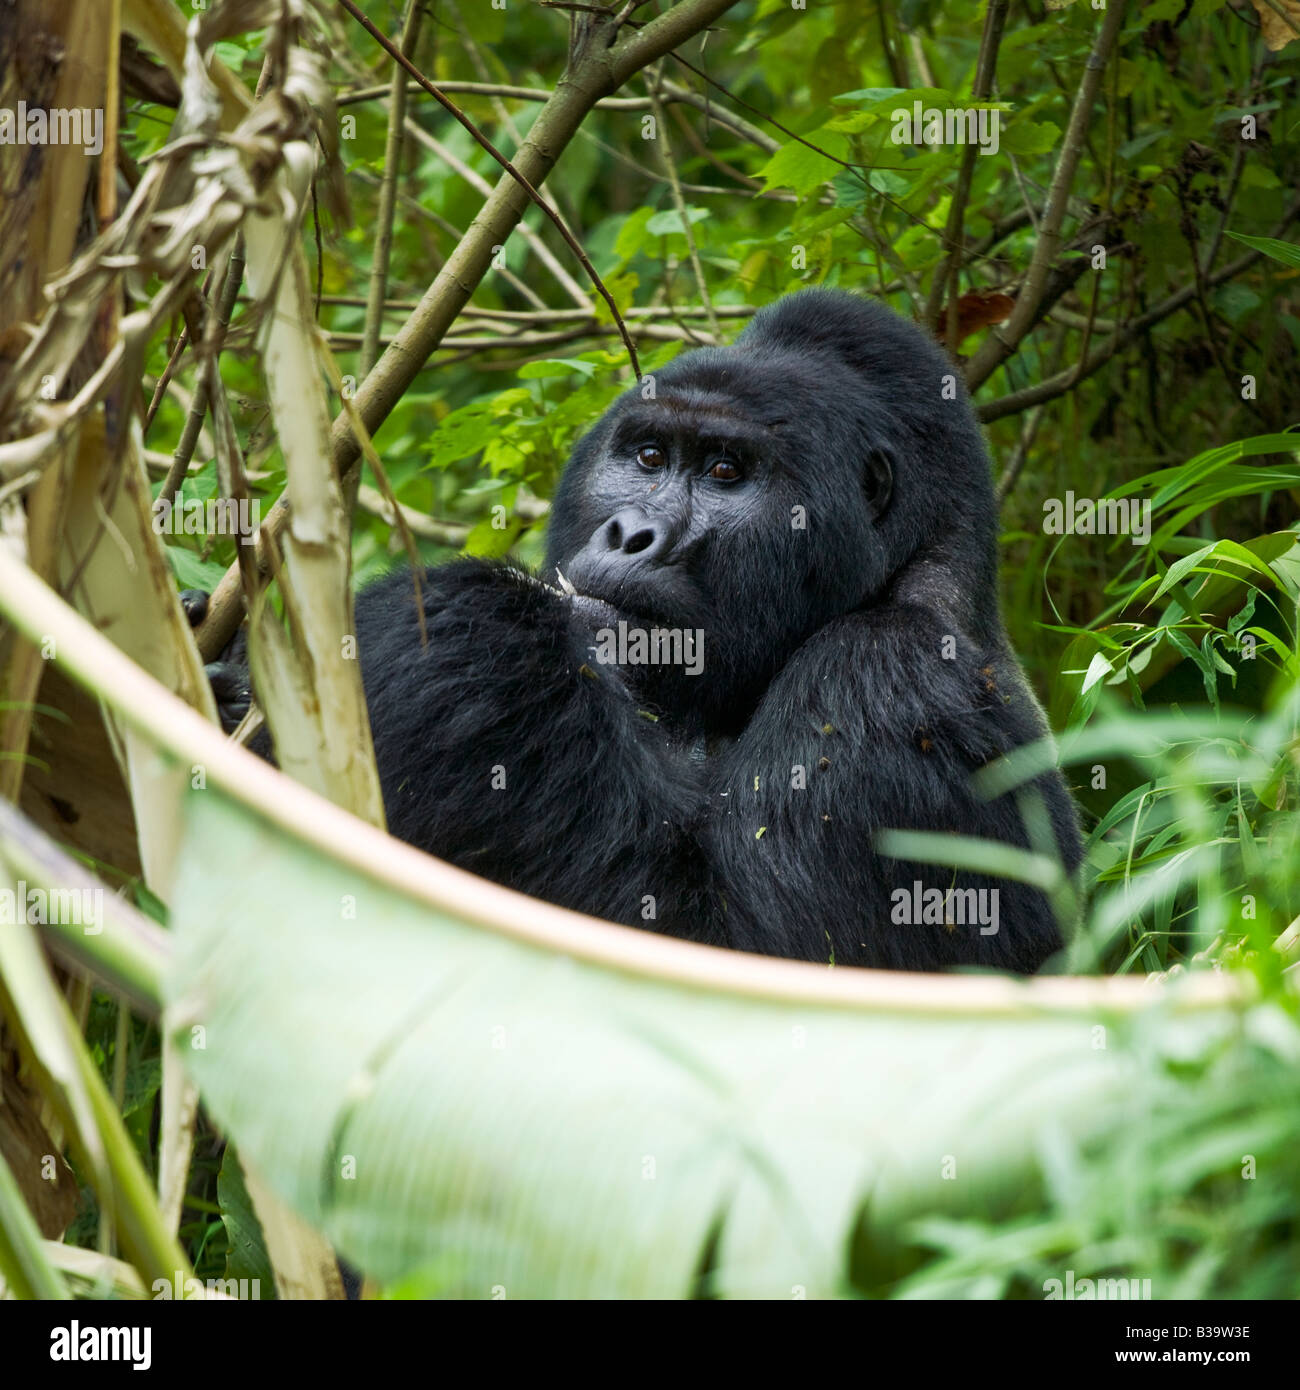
[1201,44,1265,275]
[142,281,207,436]
[360,0,422,383]
[157,239,246,509]
[398,116,591,309]
[338,0,642,375]
[355,483,550,544]
[648,67,719,339]
[975,197,1300,422]
[449,0,525,146]
[338,76,778,154]
[311,299,754,319]
[924,0,1009,338]
[995,329,1067,502]
[350,167,551,310]
[325,322,720,351]
[964,0,1127,389]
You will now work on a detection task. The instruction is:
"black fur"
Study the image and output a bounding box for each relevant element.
[231,291,1081,972]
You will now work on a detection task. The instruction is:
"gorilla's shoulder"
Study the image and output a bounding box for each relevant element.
[352,559,553,645]
[361,557,535,603]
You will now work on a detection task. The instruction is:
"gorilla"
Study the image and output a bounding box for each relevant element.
[202,290,1081,973]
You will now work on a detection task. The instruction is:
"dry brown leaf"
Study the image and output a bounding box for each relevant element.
[1253,0,1300,51]
[937,290,1016,347]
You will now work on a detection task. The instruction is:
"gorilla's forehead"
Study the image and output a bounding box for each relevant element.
[656,343,846,405]
[610,394,784,451]
[615,344,856,441]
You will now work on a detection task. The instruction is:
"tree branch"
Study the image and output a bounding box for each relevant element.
[923,0,1009,338]
[975,195,1300,423]
[196,0,741,660]
[359,0,422,385]
[964,0,1127,389]
[337,0,639,367]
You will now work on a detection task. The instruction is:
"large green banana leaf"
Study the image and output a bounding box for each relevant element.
[170,785,1248,1298]
[0,554,1252,1298]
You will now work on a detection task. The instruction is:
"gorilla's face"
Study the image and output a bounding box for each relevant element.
[545,346,896,732]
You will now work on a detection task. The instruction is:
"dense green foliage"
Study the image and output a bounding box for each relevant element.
[45,0,1300,1300]
[139,0,1300,972]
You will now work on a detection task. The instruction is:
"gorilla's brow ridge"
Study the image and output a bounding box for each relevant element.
[613,399,783,451]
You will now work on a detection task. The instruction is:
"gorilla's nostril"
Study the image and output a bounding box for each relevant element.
[594,508,664,563]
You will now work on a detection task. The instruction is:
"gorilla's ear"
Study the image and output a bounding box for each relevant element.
[864,446,894,520]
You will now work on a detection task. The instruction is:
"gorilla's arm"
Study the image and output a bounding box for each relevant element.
[353,561,714,932]
[703,602,1077,973]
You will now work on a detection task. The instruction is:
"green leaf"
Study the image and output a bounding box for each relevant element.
[219,1147,275,1297]
[516,358,599,381]
[868,168,912,196]
[161,788,1244,1298]
[1118,130,1164,160]
[614,206,655,260]
[1223,232,1300,271]
[1150,542,1219,603]
[165,548,230,593]
[755,135,846,195]
[644,207,710,238]
[425,395,529,471]
[998,118,1060,156]
[460,514,520,558]
[830,87,906,105]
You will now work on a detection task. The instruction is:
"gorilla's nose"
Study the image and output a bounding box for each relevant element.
[598,507,670,562]
[564,506,680,601]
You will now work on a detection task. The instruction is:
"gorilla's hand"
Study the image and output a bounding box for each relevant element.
[354,560,712,930]
[180,589,252,735]
[534,571,623,645]
[535,571,674,708]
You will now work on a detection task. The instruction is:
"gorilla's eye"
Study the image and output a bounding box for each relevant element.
[636,444,667,470]
[706,457,742,482]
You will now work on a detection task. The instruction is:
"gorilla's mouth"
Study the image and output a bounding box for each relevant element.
[566,590,623,627]
[554,564,699,631]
